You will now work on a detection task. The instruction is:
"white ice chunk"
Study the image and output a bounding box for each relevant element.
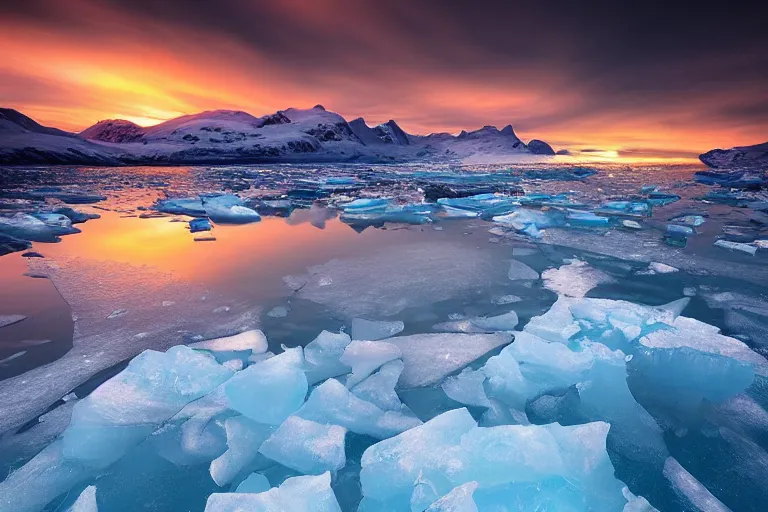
[258,416,346,474]
[426,482,478,512]
[205,472,342,512]
[340,340,401,387]
[66,485,98,512]
[433,310,518,333]
[441,368,491,408]
[714,240,757,255]
[351,360,406,411]
[62,346,232,467]
[640,316,768,376]
[303,330,352,385]
[389,333,513,388]
[351,318,405,341]
[189,329,268,354]
[523,296,581,343]
[209,416,274,487]
[663,457,731,512]
[507,260,539,280]
[297,378,421,439]
[542,259,615,298]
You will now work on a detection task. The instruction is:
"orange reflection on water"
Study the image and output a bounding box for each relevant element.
[38,211,360,286]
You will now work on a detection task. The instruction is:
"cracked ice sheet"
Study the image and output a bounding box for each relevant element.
[288,241,511,318]
[0,256,259,436]
[539,228,768,285]
[541,259,615,298]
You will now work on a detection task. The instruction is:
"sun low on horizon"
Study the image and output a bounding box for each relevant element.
[1,0,767,162]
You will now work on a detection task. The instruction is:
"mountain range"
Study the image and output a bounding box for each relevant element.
[0,105,558,166]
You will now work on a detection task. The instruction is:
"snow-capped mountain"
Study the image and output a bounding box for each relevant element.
[700,141,768,169]
[1,105,558,165]
[0,109,122,165]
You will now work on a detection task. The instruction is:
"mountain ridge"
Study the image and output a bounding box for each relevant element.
[1,105,558,166]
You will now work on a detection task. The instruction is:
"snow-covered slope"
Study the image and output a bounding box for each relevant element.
[0,109,122,165]
[80,120,144,143]
[2,105,558,165]
[700,142,768,169]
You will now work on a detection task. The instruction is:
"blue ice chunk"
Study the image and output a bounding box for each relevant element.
[662,458,730,512]
[441,368,491,408]
[350,360,406,411]
[432,310,518,333]
[360,408,636,511]
[205,472,342,512]
[204,196,261,224]
[437,194,517,213]
[65,485,98,512]
[694,169,767,189]
[351,318,405,341]
[225,347,308,425]
[438,206,480,219]
[53,207,100,224]
[699,191,750,206]
[340,340,402,387]
[0,347,232,512]
[154,197,207,216]
[209,416,274,486]
[325,176,357,185]
[425,482,478,511]
[714,239,757,255]
[256,199,294,217]
[189,218,212,233]
[341,204,434,227]
[258,416,347,474]
[342,198,391,213]
[62,346,233,467]
[0,213,64,242]
[235,473,271,494]
[646,192,680,206]
[303,330,353,385]
[297,378,421,438]
[522,167,596,181]
[640,185,658,193]
[566,210,610,227]
[666,224,694,236]
[492,208,566,237]
[670,214,705,227]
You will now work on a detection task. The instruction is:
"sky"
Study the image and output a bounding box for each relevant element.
[1,0,767,159]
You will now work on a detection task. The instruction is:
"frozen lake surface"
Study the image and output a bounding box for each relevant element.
[0,162,767,511]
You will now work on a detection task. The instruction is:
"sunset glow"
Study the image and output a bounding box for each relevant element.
[2,0,766,160]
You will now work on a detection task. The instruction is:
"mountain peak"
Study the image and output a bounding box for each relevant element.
[80,119,145,143]
[0,108,75,138]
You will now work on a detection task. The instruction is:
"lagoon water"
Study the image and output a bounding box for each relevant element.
[1,162,767,511]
